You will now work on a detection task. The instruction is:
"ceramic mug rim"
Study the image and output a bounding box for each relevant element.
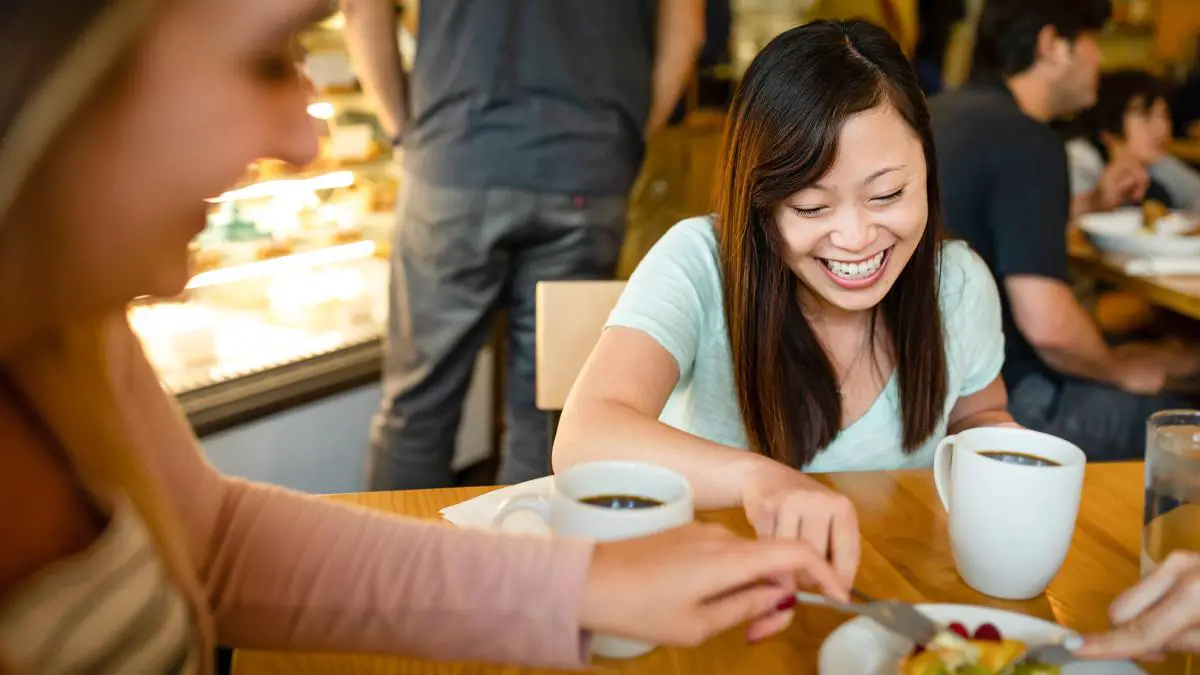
[554,460,693,514]
[951,426,1086,470]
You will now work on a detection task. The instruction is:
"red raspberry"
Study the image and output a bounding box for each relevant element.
[973,623,1002,641]
[948,622,969,638]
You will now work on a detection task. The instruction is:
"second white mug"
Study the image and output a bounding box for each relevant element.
[933,426,1086,600]
[493,460,694,659]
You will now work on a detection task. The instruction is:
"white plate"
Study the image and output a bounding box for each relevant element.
[1079,207,1200,257]
[817,603,1145,675]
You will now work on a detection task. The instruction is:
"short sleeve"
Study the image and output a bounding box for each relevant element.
[941,242,1005,396]
[988,131,1071,282]
[605,218,719,375]
[1065,138,1104,197]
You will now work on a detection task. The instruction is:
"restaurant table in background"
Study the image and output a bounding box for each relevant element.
[1069,228,1200,321]
[233,462,1180,675]
[1172,138,1200,168]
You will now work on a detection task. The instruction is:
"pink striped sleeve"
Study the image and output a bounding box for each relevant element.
[108,318,594,669]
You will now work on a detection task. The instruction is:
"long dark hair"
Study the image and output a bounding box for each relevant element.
[714,19,948,468]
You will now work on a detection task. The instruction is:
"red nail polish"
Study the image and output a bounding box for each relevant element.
[775,596,797,612]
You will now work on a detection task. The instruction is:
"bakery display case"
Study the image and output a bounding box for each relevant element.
[131,13,398,436]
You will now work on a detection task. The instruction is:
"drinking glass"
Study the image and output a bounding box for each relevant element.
[1143,410,1200,674]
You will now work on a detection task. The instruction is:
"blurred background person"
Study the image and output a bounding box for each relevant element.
[930,0,1200,461]
[342,0,706,489]
[1066,70,1200,215]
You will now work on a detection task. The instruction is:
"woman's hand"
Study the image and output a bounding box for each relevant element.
[580,522,847,646]
[1076,551,1200,660]
[740,462,861,588]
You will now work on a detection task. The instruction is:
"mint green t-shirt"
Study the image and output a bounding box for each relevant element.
[605,217,1005,472]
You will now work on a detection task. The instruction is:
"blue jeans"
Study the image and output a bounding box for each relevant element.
[1008,373,1193,462]
[367,173,627,489]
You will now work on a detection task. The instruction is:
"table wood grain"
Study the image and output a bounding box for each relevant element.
[233,462,1182,675]
[1069,234,1200,321]
[1171,138,1200,167]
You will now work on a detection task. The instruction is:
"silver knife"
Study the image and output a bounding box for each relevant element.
[1020,634,1084,667]
[793,589,939,645]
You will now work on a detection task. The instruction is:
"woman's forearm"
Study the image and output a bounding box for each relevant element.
[206,478,594,669]
[553,396,779,511]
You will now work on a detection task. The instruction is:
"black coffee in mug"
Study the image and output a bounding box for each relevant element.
[579,494,664,510]
[978,450,1061,468]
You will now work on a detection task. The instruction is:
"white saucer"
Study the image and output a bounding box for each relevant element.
[817,603,1145,674]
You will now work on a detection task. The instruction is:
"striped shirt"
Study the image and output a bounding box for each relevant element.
[0,497,196,674]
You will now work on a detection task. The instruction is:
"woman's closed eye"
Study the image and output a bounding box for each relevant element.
[870,187,905,205]
[788,187,905,218]
[790,205,828,218]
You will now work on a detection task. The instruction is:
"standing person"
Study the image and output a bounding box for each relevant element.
[342,0,706,488]
[0,1,850,672]
[929,0,1200,462]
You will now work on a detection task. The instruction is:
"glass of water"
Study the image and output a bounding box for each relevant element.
[1144,411,1200,674]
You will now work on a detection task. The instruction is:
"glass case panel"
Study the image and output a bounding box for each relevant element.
[130,11,396,403]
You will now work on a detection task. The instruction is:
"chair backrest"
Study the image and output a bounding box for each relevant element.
[535,280,627,412]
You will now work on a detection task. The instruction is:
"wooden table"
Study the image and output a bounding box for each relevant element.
[234,462,1177,675]
[1069,234,1200,321]
[1171,138,1200,167]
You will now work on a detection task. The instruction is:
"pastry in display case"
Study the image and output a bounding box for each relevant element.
[130,12,399,434]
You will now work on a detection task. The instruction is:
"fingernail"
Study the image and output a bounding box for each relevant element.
[775,596,797,612]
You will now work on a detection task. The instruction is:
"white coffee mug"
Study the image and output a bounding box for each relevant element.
[933,426,1086,600]
[493,461,694,659]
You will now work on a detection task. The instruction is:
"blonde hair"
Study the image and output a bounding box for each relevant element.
[0,0,207,658]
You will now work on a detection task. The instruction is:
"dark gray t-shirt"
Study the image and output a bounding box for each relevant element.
[929,81,1072,388]
[403,0,656,196]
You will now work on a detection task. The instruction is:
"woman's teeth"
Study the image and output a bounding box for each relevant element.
[821,250,886,280]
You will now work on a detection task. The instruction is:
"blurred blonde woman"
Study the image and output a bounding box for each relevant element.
[0,1,850,673]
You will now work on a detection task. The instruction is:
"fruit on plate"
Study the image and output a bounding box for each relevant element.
[899,622,1061,675]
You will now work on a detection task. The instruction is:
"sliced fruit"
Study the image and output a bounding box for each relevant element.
[948,622,969,639]
[975,639,1027,671]
[900,648,952,675]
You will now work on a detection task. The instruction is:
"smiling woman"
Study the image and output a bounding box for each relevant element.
[552,20,1016,586]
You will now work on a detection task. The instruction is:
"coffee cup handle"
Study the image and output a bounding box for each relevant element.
[492,494,552,530]
[933,434,955,512]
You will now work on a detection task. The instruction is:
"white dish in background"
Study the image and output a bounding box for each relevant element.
[817,603,1144,675]
[1079,207,1200,257]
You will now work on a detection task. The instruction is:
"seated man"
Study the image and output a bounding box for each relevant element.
[930,0,1200,461]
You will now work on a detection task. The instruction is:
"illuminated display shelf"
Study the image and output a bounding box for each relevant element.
[129,12,397,435]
